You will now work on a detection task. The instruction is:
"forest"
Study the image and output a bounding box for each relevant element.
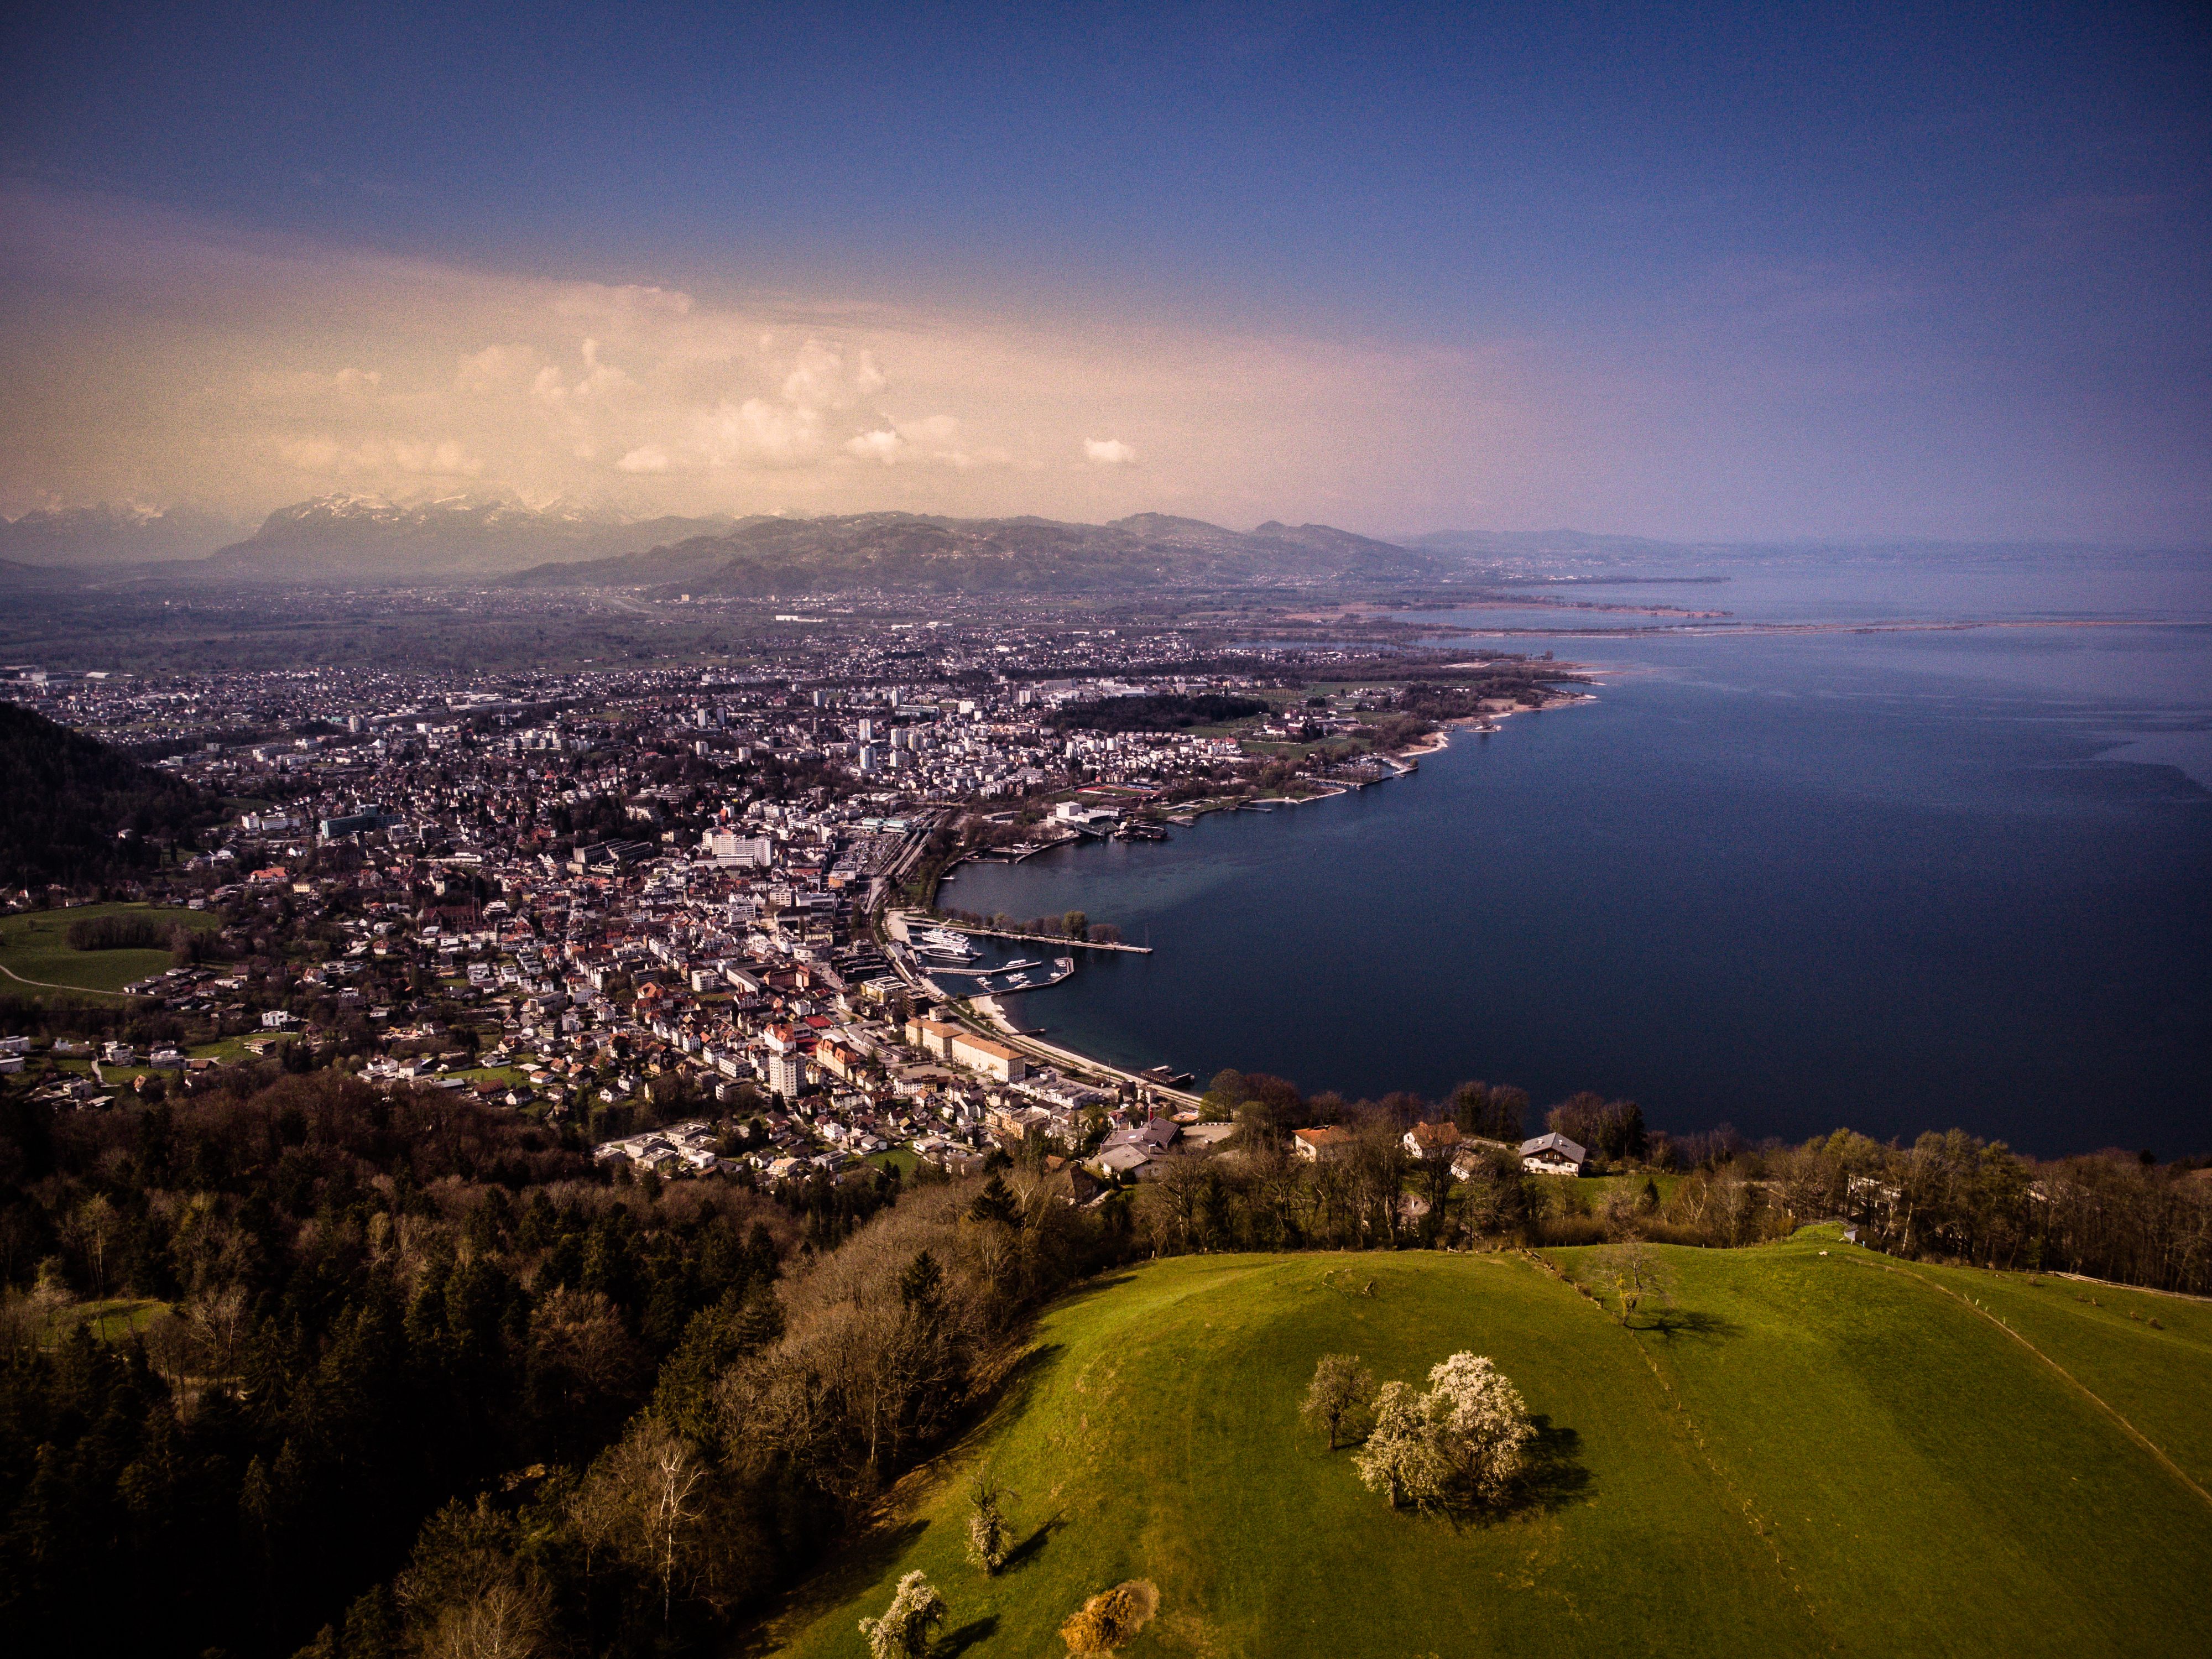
[1045,692,1271,733]
[0,702,220,891]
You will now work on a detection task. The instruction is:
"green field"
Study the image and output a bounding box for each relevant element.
[769,1231,2212,1658]
[0,902,219,998]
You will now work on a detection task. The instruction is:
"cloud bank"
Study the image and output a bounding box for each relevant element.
[6,186,2193,543]
[0,187,1537,533]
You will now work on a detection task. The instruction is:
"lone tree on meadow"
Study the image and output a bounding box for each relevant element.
[859,1571,947,1659]
[1353,1352,1534,1514]
[1592,1240,1670,1326]
[966,1466,1014,1574]
[1300,1353,1376,1450]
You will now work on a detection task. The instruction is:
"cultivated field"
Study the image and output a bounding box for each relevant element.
[768,1230,2212,1658]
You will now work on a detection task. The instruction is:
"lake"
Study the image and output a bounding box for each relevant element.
[943,551,2212,1155]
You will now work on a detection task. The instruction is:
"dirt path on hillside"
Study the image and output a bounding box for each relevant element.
[1835,1252,2212,1512]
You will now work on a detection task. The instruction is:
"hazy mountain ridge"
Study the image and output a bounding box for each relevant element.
[30,494,2082,591]
[0,502,253,566]
[510,509,1445,593]
[206,493,740,580]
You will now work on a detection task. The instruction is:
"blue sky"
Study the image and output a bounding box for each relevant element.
[1,2,2204,540]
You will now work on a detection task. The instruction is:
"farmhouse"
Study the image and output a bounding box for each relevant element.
[1404,1120,1462,1160]
[1292,1125,1354,1161]
[1520,1131,1588,1176]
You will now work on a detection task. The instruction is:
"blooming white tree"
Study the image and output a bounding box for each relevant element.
[859,1571,947,1659]
[1424,1352,1535,1507]
[1352,1353,1533,1514]
[1352,1381,1453,1510]
[965,1467,1013,1574]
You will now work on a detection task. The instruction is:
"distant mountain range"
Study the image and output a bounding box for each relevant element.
[4,491,1776,591]
[509,509,1444,593]
[202,493,741,580]
[1,493,1460,589]
[0,502,252,566]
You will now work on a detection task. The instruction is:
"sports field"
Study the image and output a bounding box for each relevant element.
[769,1231,2212,1657]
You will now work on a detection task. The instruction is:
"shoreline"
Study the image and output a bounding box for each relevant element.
[1423,615,2200,641]
[1391,686,1599,761]
[912,688,1592,1097]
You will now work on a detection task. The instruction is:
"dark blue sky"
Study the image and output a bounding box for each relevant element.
[2,2,2206,539]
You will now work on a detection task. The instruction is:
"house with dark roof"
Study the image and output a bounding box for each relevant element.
[1520,1131,1588,1176]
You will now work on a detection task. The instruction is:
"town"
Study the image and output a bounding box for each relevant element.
[2,603,1585,1192]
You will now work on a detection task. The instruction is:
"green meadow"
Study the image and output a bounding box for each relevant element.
[768,1230,2212,1658]
[0,902,218,998]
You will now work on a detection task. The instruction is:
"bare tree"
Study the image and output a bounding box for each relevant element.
[63,1196,116,1299]
[1299,1353,1375,1451]
[571,1417,709,1626]
[419,1581,547,1659]
[1591,1241,1668,1326]
[527,1286,644,1420]
[186,1284,249,1383]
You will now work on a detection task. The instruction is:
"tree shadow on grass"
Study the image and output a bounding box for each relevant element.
[937,1614,1000,1655]
[982,1341,1067,1430]
[999,1511,1067,1574]
[1428,1417,1591,1531]
[1517,1417,1592,1515]
[1638,1307,1740,1342]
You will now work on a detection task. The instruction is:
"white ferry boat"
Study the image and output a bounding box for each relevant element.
[915,927,980,959]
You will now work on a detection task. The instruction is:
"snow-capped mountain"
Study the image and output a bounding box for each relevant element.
[0,502,252,566]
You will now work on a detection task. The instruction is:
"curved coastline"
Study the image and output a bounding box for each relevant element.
[903,682,1602,1109]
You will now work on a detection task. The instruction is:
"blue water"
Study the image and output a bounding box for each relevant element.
[949,557,2212,1155]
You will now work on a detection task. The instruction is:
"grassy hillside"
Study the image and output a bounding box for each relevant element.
[766,1231,2212,1658]
[0,901,219,998]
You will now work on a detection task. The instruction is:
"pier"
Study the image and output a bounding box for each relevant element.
[936,922,1152,954]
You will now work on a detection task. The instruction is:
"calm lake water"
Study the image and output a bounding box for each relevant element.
[947,552,2212,1155]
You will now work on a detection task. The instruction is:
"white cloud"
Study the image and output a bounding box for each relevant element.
[693,395,827,468]
[782,338,886,410]
[455,344,537,393]
[616,445,671,473]
[390,439,482,476]
[845,414,988,468]
[1084,437,1138,465]
[845,429,904,464]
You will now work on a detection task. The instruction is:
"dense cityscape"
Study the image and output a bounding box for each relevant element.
[2,610,1579,1192]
